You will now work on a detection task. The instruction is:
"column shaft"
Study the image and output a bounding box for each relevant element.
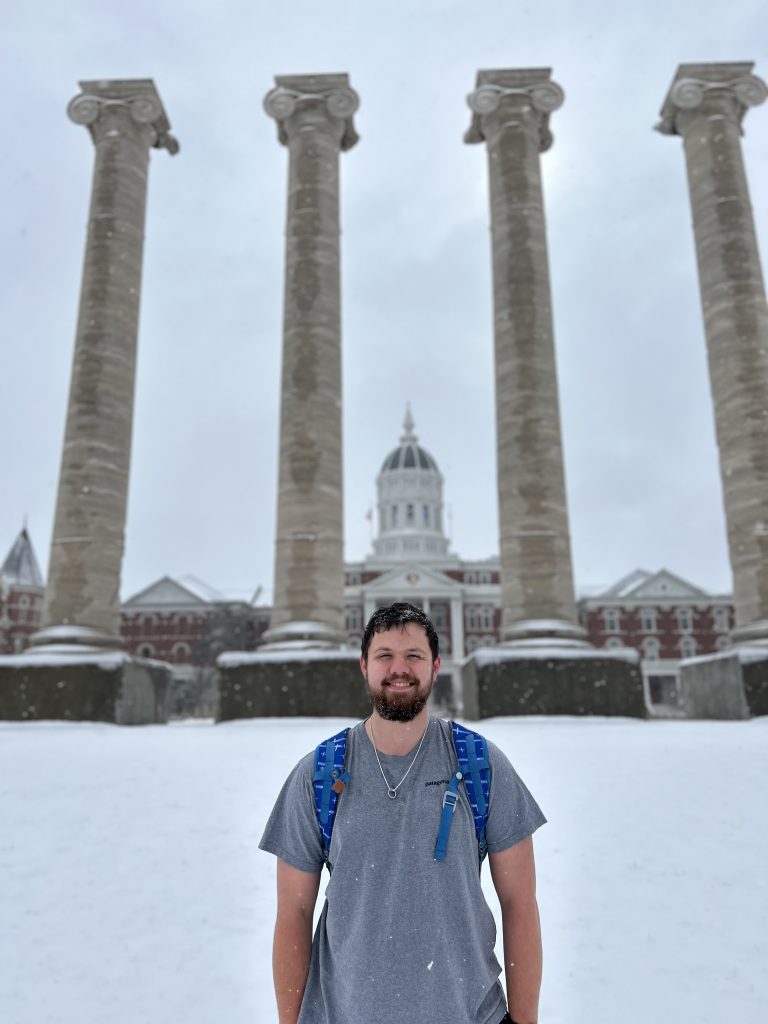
[263,75,358,645]
[466,69,584,645]
[39,81,177,647]
[658,64,768,640]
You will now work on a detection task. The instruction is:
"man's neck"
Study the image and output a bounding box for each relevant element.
[366,709,430,756]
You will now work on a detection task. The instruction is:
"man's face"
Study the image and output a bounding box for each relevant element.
[360,623,440,722]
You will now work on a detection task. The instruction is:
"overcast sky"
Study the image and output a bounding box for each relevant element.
[2,0,767,603]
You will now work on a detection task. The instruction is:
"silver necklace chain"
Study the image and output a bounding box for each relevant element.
[369,716,431,799]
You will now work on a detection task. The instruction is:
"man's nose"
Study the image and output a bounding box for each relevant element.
[390,653,410,674]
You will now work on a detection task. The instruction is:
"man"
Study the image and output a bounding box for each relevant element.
[260,602,546,1024]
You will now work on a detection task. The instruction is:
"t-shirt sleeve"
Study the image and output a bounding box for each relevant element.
[484,740,547,854]
[259,751,325,874]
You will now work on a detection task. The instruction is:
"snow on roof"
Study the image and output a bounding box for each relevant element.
[1,527,44,588]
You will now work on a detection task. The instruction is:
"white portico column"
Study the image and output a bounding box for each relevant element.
[262,74,359,648]
[32,80,178,650]
[450,597,465,659]
[465,68,586,648]
[657,64,768,645]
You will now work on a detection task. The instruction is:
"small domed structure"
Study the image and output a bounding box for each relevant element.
[372,406,450,561]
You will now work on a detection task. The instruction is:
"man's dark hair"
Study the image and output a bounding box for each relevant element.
[360,602,439,663]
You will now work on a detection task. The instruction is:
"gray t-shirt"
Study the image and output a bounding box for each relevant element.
[259,717,546,1024]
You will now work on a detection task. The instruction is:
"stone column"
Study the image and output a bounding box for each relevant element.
[33,80,178,650]
[262,74,359,647]
[657,63,768,644]
[465,69,585,646]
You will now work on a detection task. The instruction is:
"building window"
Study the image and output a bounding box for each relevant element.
[677,609,693,634]
[172,642,191,662]
[642,637,660,661]
[478,572,490,585]
[139,644,155,658]
[482,607,493,630]
[422,505,430,526]
[406,504,415,525]
[391,505,398,527]
[713,607,730,633]
[142,615,154,632]
[605,637,623,649]
[465,607,480,630]
[345,607,362,632]
[466,635,481,653]
[680,636,697,659]
[431,605,447,629]
[602,609,620,634]
[640,608,657,633]
[18,594,30,609]
[465,572,476,585]
[715,635,732,652]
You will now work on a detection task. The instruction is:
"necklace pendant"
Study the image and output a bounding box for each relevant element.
[387,788,397,800]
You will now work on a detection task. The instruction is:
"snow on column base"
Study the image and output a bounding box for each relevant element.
[259,619,348,649]
[501,618,591,647]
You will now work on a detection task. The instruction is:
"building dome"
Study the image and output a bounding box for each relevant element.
[380,410,439,473]
[372,407,449,562]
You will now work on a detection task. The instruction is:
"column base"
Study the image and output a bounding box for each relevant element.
[730,619,768,646]
[501,618,591,648]
[216,647,368,720]
[0,649,171,724]
[678,649,768,719]
[29,623,123,650]
[259,619,348,650]
[461,646,645,719]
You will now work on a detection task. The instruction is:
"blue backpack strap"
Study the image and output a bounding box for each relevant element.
[434,721,491,864]
[312,728,350,867]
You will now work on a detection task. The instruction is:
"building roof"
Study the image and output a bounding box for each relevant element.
[0,527,44,587]
[380,405,439,473]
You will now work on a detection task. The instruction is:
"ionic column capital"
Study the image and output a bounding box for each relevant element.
[67,79,179,153]
[465,68,564,152]
[264,73,359,151]
[656,62,767,137]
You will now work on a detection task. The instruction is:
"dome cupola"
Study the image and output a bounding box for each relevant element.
[372,406,449,561]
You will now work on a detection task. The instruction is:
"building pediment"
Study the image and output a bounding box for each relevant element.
[123,575,213,607]
[605,568,710,601]
[357,563,463,597]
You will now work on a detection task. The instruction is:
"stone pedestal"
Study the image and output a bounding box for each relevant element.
[465,69,586,647]
[678,651,768,719]
[32,80,178,653]
[657,63,768,644]
[0,651,170,724]
[461,648,645,719]
[260,74,359,648]
[217,650,366,720]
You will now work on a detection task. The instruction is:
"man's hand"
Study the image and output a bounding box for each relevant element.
[273,860,321,1024]
[489,837,542,1024]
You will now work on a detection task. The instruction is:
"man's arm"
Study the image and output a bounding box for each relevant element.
[489,836,542,1024]
[273,859,322,1024]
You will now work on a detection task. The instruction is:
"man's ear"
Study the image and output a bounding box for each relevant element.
[359,654,367,678]
[433,655,441,675]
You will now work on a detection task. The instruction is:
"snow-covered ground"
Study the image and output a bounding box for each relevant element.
[2,715,766,1024]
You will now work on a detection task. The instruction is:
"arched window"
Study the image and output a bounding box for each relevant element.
[139,643,156,658]
[605,637,623,649]
[680,636,697,659]
[642,637,660,660]
[172,642,191,663]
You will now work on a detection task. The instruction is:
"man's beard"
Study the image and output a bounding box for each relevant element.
[366,672,433,722]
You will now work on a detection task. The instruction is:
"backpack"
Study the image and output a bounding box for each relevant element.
[312,720,491,870]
